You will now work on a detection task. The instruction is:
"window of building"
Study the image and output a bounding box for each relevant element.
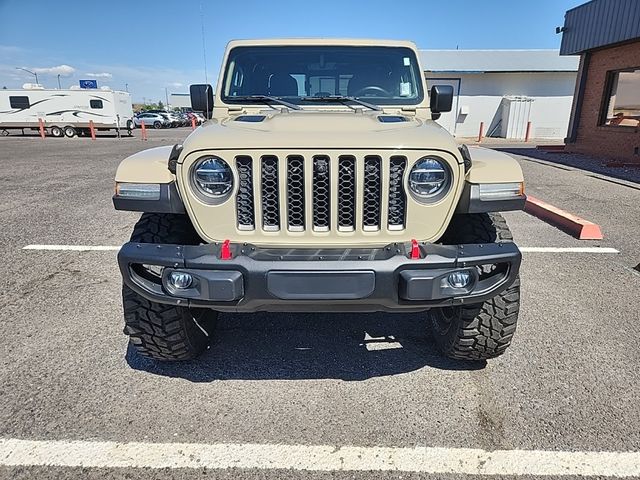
[9,96,30,109]
[602,68,640,127]
[90,99,103,109]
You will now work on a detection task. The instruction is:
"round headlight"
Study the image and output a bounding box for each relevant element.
[193,157,233,198]
[409,157,450,200]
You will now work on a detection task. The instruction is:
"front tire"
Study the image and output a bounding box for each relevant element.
[429,213,520,361]
[122,213,217,361]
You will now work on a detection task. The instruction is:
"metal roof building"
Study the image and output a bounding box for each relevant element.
[560,0,640,162]
[420,50,579,139]
[560,0,640,55]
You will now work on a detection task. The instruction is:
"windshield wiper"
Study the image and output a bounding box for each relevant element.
[230,95,302,110]
[300,95,381,112]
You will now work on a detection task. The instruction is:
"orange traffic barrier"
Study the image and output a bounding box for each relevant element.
[477,122,484,143]
[140,121,148,141]
[525,196,603,240]
[38,118,45,139]
[525,121,532,143]
[89,120,96,140]
[191,116,196,130]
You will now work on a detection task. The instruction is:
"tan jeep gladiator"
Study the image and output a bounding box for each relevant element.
[113,39,525,362]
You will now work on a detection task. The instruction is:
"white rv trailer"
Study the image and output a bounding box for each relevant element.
[0,85,134,137]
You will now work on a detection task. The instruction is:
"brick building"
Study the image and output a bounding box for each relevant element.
[561,0,640,162]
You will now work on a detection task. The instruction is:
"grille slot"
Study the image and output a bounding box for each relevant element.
[362,156,381,230]
[337,156,356,231]
[286,156,305,231]
[312,156,330,231]
[260,156,280,231]
[235,156,255,230]
[388,156,407,230]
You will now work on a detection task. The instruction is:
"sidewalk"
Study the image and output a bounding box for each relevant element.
[457,137,640,185]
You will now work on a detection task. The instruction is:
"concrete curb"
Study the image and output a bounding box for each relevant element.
[525,196,604,240]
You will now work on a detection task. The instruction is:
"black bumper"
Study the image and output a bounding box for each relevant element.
[118,241,521,313]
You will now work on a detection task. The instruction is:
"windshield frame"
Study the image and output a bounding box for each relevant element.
[219,45,425,108]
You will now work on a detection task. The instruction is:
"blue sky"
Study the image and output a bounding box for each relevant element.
[0,0,583,102]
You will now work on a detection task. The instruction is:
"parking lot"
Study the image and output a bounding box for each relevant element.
[1,129,639,479]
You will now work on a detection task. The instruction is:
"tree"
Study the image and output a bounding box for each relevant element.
[158,100,164,109]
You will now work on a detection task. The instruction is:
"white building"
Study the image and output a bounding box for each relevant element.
[169,93,191,110]
[420,50,579,139]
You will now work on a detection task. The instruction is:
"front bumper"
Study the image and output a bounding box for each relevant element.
[118,241,521,313]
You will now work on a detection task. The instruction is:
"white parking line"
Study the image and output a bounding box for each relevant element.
[1,438,639,476]
[22,245,620,254]
[520,246,619,254]
[23,244,120,251]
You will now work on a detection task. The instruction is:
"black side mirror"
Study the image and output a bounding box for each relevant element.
[190,84,214,118]
[430,85,454,117]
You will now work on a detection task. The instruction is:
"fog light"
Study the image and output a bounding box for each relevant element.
[169,271,193,289]
[448,271,472,288]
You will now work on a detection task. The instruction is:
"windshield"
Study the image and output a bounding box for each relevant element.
[221,46,424,106]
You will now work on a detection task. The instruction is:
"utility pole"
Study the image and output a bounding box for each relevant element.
[165,87,169,110]
[57,74,61,89]
[125,83,129,92]
[16,67,38,85]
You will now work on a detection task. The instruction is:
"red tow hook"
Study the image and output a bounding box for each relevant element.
[410,239,421,259]
[220,239,232,260]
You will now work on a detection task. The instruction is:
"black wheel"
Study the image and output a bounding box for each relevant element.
[123,213,217,361]
[63,126,76,138]
[50,126,63,137]
[428,213,520,361]
[153,121,162,129]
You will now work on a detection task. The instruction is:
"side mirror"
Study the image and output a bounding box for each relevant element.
[190,84,214,118]
[430,85,454,117]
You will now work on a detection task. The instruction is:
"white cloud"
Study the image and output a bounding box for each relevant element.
[168,82,184,88]
[30,64,76,77]
[85,72,113,78]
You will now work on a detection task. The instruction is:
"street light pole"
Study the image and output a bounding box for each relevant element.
[165,87,169,109]
[16,67,38,85]
[125,83,128,92]
[57,74,61,89]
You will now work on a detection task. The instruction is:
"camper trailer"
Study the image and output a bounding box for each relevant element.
[0,85,134,137]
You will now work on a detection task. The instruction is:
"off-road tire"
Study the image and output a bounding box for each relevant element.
[429,213,520,361]
[123,213,217,361]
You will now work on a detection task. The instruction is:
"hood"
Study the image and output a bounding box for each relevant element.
[180,110,459,154]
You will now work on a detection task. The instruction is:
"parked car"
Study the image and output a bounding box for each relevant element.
[145,110,181,128]
[113,38,526,363]
[133,113,169,129]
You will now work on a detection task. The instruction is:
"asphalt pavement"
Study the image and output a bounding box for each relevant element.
[0,128,639,479]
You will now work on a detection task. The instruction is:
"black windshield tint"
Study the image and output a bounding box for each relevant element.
[221,46,424,106]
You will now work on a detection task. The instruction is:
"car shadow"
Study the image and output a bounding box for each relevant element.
[125,311,485,382]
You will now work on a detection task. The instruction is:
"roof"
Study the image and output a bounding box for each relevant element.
[560,0,640,55]
[226,38,418,49]
[419,49,579,73]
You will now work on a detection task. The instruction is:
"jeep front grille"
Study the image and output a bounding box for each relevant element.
[234,154,407,233]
